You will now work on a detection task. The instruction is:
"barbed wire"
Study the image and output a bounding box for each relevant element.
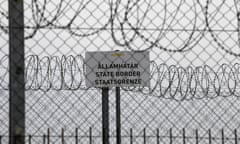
[125,61,240,101]
[0,55,240,101]
[205,0,240,57]
[2,0,240,55]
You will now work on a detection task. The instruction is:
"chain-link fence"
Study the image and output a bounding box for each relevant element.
[1,0,240,143]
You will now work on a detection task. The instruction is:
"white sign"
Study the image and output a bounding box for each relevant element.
[85,51,150,87]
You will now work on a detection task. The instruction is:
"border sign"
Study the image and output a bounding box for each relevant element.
[85,51,150,88]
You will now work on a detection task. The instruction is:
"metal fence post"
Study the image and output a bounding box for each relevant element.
[102,87,109,144]
[8,0,25,144]
[116,87,121,144]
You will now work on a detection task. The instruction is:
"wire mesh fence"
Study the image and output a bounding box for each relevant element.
[1,0,240,143]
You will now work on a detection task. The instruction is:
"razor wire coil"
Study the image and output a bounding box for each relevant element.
[0,55,240,101]
[3,0,240,55]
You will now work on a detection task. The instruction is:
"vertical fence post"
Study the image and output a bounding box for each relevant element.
[8,0,25,143]
[221,129,225,144]
[235,129,238,144]
[169,128,173,144]
[28,135,32,144]
[116,87,121,144]
[130,129,133,144]
[47,128,50,144]
[61,128,64,144]
[208,129,212,144]
[43,134,46,144]
[183,128,186,144]
[75,128,78,144]
[195,129,199,144]
[102,87,109,144]
[156,128,159,144]
[89,127,92,144]
[143,128,146,144]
